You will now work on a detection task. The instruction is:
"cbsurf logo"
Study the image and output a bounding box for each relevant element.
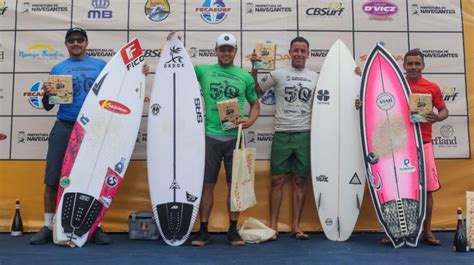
[363,1,398,20]
[376,92,395,110]
[306,2,344,16]
[196,0,231,24]
[23,81,44,109]
[144,0,170,22]
[99,99,131,115]
[121,39,144,71]
[442,87,459,102]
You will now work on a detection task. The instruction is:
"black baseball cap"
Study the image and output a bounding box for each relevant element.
[65,27,88,40]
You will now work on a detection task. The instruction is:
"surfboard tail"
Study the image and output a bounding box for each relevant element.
[156,202,194,244]
[61,192,103,238]
[381,198,423,247]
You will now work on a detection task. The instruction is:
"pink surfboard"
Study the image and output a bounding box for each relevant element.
[360,44,426,248]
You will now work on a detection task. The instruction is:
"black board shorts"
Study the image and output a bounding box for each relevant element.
[44,119,74,187]
[204,136,237,184]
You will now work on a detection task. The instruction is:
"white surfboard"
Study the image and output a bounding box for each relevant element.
[53,38,146,247]
[147,35,205,246]
[310,40,366,241]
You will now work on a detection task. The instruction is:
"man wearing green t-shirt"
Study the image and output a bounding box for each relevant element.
[190,33,260,246]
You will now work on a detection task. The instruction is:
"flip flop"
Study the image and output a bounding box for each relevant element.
[290,232,309,240]
[422,236,441,246]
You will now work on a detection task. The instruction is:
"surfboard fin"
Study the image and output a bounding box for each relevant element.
[356,194,361,211]
[61,192,103,237]
[317,193,322,209]
[156,202,193,242]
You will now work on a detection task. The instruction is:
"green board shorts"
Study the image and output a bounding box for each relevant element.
[270,131,311,177]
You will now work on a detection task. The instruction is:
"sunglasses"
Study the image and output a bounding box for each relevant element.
[66,37,86,44]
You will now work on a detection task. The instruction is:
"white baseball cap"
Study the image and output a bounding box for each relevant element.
[216,33,237,48]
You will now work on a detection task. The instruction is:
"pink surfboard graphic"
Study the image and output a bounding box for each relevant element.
[360,44,426,248]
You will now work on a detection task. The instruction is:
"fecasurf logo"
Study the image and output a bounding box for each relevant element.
[121,39,144,71]
[99,99,131,115]
[196,0,231,24]
[88,0,112,19]
[306,2,344,16]
[363,1,398,20]
[24,81,44,109]
[145,0,170,22]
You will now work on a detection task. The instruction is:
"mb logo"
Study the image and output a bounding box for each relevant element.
[88,0,112,19]
[317,90,330,102]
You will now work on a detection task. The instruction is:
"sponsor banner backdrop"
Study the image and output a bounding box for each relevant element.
[10,116,55,159]
[13,73,57,116]
[187,31,241,66]
[186,0,240,30]
[354,0,408,31]
[129,31,169,73]
[432,116,470,158]
[245,116,275,160]
[354,32,409,68]
[242,0,297,30]
[299,0,353,31]
[129,0,184,30]
[241,31,294,70]
[0,31,15,72]
[424,74,467,116]
[16,0,71,29]
[86,30,128,62]
[408,0,462,32]
[0,74,13,115]
[301,31,353,71]
[0,117,11,159]
[15,31,68,73]
[73,0,129,30]
[0,0,15,30]
[0,0,472,233]
[410,32,465,73]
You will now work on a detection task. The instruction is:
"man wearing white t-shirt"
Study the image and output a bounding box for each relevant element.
[251,37,318,240]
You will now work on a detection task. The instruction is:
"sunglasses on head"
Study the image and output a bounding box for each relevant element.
[66,37,86,44]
